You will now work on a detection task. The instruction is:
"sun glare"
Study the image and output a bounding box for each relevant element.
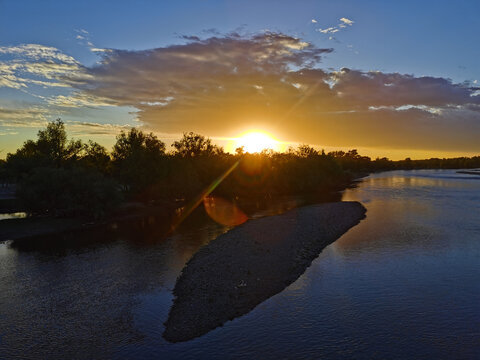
[233,130,281,153]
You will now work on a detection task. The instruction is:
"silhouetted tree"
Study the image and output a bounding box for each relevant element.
[0,159,8,186]
[235,146,245,156]
[79,140,111,174]
[112,128,166,193]
[36,119,83,165]
[172,132,223,157]
[5,120,121,217]
[6,119,83,178]
[296,144,318,158]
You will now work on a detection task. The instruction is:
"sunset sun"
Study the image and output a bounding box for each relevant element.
[233,130,282,153]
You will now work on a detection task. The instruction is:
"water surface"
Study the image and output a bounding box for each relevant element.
[0,170,479,359]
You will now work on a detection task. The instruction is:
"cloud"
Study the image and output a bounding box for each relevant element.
[65,121,132,136]
[0,104,129,139]
[0,44,78,64]
[0,64,27,89]
[0,44,85,90]
[2,32,479,154]
[0,42,132,144]
[54,32,480,153]
[311,19,317,23]
[329,68,479,108]
[318,27,339,34]
[74,28,109,54]
[0,130,19,136]
[65,32,333,107]
[316,17,355,38]
[46,92,117,108]
[339,17,354,26]
[0,106,49,127]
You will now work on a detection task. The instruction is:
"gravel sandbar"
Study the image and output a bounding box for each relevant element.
[164,201,366,342]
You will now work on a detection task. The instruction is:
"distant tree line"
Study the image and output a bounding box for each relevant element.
[327,150,480,173]
[0,119,479,218]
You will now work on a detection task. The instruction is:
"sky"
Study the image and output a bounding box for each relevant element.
[0,0,479,159]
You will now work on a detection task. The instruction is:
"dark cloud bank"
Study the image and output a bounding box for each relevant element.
[67,32,480,153]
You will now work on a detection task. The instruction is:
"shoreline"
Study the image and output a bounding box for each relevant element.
[163,201,366,342]
[0,181,357,243]
[0,203,176,243]
[456,170,480,176]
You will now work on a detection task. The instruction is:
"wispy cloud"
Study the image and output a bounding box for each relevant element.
[65,120,132,136]
[0,44,84,90]
[318,27,339,34]
[0,44,79,64]
[0,106,49,127]
[0,130,19,136]
[339,17,354,26]
[0,41,125,140]
[47,92,117,108]
[316,17,355,37]
[74,29,108,54]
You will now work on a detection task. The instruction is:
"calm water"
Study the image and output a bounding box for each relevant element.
[1,170,479,359]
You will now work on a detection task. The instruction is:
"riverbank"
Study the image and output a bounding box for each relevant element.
[163,201,366,342]
[0,181,355,242]
[0,202,176,242]
[0,170,364,243]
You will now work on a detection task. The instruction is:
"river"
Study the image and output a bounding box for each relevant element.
[0,170,479,359]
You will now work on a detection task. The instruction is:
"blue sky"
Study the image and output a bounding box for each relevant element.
[1,0,479,159]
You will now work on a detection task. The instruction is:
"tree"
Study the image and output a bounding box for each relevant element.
[0,159,9,186]
[172,132,222,157]
[112,128,166,193]
[5,120,121,217]
[296,144,318,158]
[79,140,111,174]
[235,146,245,156]
[6,119,83,178]
[113,128,165,160]
[35,119,83,165]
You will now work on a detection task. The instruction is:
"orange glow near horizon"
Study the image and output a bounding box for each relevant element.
[228,130,285,153]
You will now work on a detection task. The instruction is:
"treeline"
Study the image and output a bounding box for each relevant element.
[0,120,348,218]
[327,150,480,172]
[0,119,479,218]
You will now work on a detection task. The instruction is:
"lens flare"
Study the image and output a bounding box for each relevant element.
[203,196,248,226]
